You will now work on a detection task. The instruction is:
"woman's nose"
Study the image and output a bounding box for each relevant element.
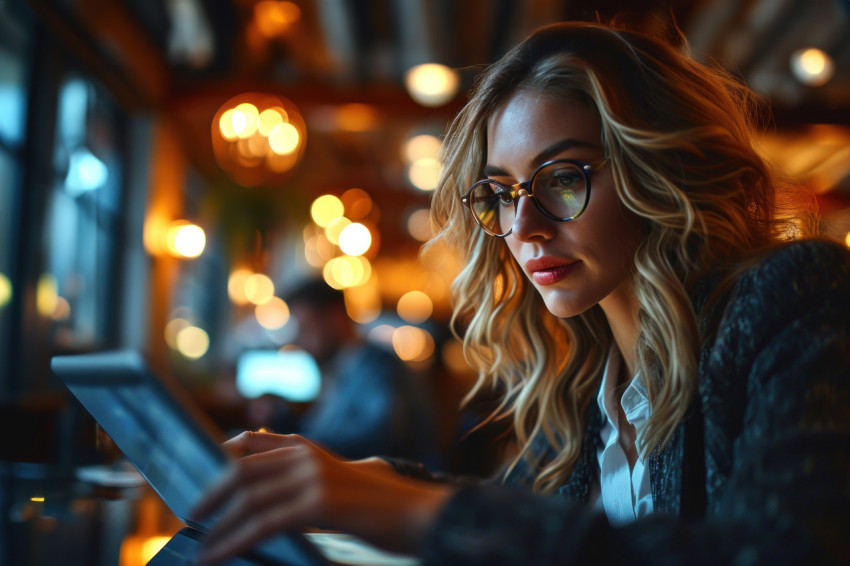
[510,190,555,240]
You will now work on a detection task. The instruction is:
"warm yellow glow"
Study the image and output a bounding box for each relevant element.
[791,48,835,86]
[164,317,192,349]
[845,232,850,248]
[338,222,371,256]
[37,273,58,318]
[255,296,290,330]
[325,216,351,245]
[166,221,205,258]
[268,122,300,155]
[404,63,460,107]
[141,536,172,564]
[303,231,337,268]
[407,208,432,242]
[403,134,441,163]
[176,326,210,359]
[255,0,301,37]
[310,195,345,227]
[344,281,381,324]
[336,103,378,132]
[244,273,275,305]
[340,188,372,220]
[247,131,270,158]
[232,103,260,138]
[397,290,433,323]
[257,107,286,136]
[323,255,371,289]
[392,325,434,362]
[408,157,441,191]
[228,268,253,305]
[30,497,44,502]
[0,272,11,308]
[219,109,238,140]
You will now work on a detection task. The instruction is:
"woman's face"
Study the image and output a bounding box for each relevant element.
[486,90,645,318]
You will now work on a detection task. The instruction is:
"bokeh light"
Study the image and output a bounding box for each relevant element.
[392,325,435,362]
[255,296,290,330]
[36,273,58,318]
[0,272,11,308]
[244,273,275,305]
[311,194,345,227]
[323,255,371,289]
[791,48,835,86]
[166,221,205,258]
[175,326,210,359]
[338,223,372,256]
[397,290,433,323]
[407,208,432,242]
[325,216,351,245]
[404,63,460,107]
[403,134,441,163]
[340,188,372,220]
[228,268,253,305]
[164,317,192,349]
[408,157,441,191]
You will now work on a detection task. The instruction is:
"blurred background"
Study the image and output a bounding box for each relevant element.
[0,0,849,564]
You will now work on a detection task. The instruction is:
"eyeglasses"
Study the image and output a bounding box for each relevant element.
[461,159,606,237]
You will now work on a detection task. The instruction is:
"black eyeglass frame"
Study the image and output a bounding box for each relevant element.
[461,158,606,237]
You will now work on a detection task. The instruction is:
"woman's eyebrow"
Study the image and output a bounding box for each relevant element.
[483,138,600,178]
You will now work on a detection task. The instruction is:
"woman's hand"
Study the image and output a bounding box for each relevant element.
[190,431,453,564]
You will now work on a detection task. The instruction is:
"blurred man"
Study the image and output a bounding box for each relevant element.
[248,279,439,465]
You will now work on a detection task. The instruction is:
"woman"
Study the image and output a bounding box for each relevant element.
[193,20,850,564]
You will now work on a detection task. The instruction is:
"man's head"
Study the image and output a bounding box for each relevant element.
[284,279,354,365]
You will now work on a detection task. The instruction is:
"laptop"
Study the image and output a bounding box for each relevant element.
[51,349,331,566]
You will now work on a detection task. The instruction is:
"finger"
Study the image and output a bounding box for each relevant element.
[223,431,307,458]
[192,445,306,521]
[195,488,318,566]
[201,449,316,535]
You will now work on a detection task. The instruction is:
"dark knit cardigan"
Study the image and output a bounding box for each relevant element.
[407,239,850,565]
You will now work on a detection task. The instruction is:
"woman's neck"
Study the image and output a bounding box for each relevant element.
[600,283,640,379]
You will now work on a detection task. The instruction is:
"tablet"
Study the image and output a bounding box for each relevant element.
[51,349,329,566]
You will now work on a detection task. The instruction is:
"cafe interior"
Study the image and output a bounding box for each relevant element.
[0,0,848,564]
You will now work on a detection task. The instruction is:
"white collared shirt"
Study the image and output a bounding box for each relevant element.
[591,346,654,525]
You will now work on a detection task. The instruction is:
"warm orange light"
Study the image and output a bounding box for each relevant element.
[392,325,434,362]
[340,188,372,220]
[791,48,835,86]
[311,195,345,227]
[255,297,290,330]
[408,157,441,191]
[255,1,301,37]
[166,221,205,258]
[245,273,275,305]
[338,223,371,256]
[404,63,459,107]
[228,268,254,305]
[211,94,307,185]
[397,291,433,323]
[336,103,379,132]
[268,122,300,155]
[324,216,351,245]
[257,107,286,136]
[403,134,441,163]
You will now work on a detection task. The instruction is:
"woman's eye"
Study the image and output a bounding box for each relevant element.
[554,173,581,188]
[495,187,514,206]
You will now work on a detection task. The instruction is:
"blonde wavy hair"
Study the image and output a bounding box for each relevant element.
[429,20,817,493]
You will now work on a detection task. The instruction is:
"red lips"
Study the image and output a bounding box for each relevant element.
[525,257,580,286]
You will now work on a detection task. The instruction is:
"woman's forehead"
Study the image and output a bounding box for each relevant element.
[485,92,602,167]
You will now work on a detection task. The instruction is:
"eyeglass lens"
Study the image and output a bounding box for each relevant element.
[468,160,588,235]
